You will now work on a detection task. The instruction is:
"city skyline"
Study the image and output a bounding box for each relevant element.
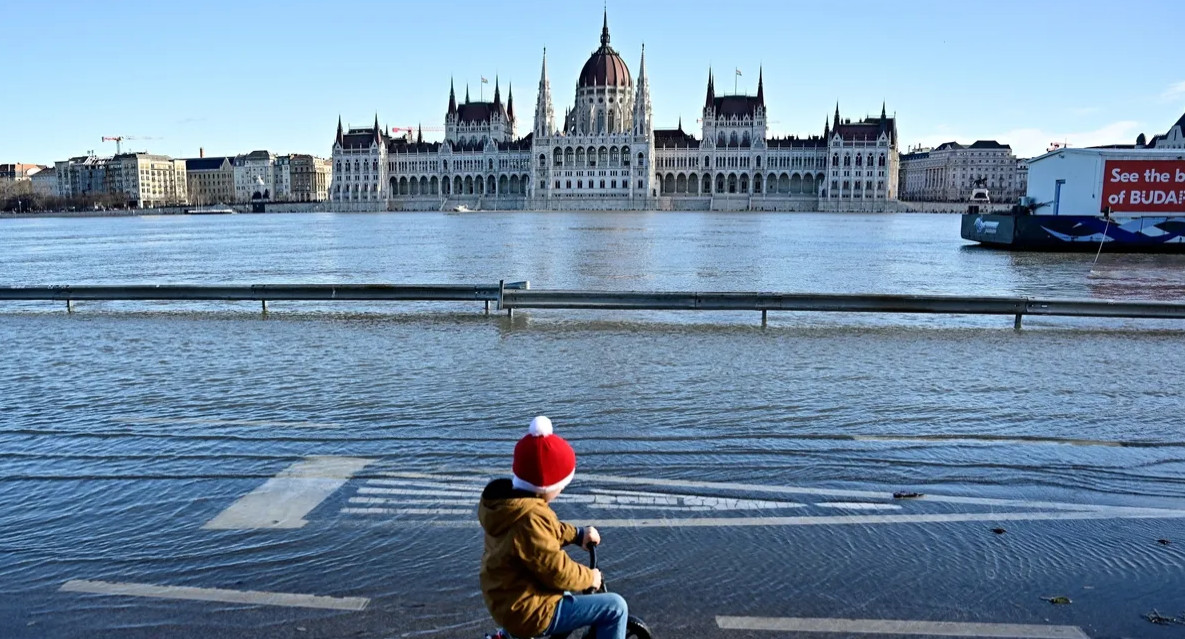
[4,0,1185,164]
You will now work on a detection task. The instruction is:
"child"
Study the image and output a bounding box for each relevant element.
[479,416,628,639]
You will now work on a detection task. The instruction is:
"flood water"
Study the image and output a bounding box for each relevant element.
[2,211,1184,639]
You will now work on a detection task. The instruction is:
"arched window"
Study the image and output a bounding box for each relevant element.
[856,155,863,166]
[637,152,644,168]
[718,132,726,146]
[832,154,839,166]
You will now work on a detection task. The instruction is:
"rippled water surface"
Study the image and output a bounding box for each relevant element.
[2,212,1184,638]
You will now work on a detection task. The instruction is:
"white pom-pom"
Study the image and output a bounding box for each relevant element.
[529,416,553,437]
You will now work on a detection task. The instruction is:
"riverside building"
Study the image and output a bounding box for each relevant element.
[330,12,899,211]
[55,154,188,207]
[899,141,1027,202]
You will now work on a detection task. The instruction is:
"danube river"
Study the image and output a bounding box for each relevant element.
[2,212,1185,639]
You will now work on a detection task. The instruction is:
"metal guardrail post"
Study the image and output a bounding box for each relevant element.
[262,300,268,317]
[1014,313,1022,330]
[67,298,73,314]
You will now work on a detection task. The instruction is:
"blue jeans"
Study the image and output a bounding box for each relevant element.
[543,592,628,639]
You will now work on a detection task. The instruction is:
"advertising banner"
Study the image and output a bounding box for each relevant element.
[1101,160,1185,213]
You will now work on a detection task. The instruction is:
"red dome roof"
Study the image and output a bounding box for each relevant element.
[577,13,631,89]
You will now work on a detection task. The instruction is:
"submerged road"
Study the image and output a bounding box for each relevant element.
[4,213,1185,637]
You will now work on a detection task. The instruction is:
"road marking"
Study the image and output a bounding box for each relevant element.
[342,507,472,516]
[204,456,375,530]
[716,616,1089,638]
[363,472,1185,527]
[368,478,487,491]
[349,497,476,506]
[578,473,1183,514]
[120,417,340,429]
[60,579,369,611]
[569,509,1185,528]
[814,502,902,511]
[357,486,476,498]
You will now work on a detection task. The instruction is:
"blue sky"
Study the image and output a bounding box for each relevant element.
[4,0,1184,164]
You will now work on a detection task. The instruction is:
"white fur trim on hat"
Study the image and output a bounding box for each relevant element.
[529,415,553,437]
[512,467,575,495]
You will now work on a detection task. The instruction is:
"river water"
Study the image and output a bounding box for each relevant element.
[2,211,1184,639]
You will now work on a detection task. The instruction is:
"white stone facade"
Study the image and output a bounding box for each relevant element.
[899,141,1025,202]
[233,150,276,202]
[331,12,898,211]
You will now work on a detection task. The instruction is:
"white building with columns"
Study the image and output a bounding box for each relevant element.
[330,11,899,211]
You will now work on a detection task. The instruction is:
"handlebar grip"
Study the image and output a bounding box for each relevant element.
[588,542,598,569]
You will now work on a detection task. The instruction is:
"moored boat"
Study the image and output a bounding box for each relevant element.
[962,147,1185,252]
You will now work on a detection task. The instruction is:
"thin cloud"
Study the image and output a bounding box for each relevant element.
[1162,81,1185,102]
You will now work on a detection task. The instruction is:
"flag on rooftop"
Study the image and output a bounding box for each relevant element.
[735,68,742,76]
[481,77,489,84]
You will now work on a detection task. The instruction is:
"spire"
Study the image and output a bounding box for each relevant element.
[601,8,610,47]
[632,43,652,136]
[881,101,887,119]
[534,47,555,137]
[335,115,343,145]
[833,102,840,130]
[465,85,470,104]
[507,83,515,121]
[493,75,502,108]
[757,66,764,105]
[417,123,423,144]
[824,116,829,138]
[678,116,682,131]
[448,78,457,115]
[705,68,715,109]
[373,113,381,143]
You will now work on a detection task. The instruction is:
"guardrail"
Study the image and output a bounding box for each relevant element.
[0,283,528,315]
[3,283,1185,328]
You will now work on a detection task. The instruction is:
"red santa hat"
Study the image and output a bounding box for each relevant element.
[512,416,576,494]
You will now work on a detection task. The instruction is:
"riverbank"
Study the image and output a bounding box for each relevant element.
[2,201,1000,220]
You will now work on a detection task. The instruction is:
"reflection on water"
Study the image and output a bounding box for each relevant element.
[2,211,1184,299]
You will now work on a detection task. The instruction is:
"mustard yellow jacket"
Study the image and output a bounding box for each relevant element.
[478,478,594,637]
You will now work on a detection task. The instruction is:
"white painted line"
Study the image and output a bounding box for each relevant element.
[369,478,487,492]
[120,417,340,429]
[580,473,1185,515]
[357,486,475,498]
[342,507,472,516]
[814,502,902,511]
[587,504,713,511]
[348,497,475,506]
[370,471,1185,522]
[716,616,1089,638]
[570,509,1185,528]
[60,579,369,611]
[203,456,375,530]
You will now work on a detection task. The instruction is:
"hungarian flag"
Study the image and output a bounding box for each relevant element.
[481,77,489,84]
[735,68,742,76]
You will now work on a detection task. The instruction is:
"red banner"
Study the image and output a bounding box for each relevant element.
[1101,160,1185,213]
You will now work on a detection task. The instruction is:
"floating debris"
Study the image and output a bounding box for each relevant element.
[1143,609,1182,625]
[990,527,1006,535]
[1043,596,1072,605]
[1157,538,1171,546]
[892,491,923,499]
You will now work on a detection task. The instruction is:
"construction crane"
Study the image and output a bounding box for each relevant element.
[101,136,160,154]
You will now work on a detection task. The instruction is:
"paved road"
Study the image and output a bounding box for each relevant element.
[8,454,1185,639]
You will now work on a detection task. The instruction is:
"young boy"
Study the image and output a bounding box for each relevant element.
[479,416,628,639]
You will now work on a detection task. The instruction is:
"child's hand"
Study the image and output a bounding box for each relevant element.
[590,569,603,591]
[582,526,601,549]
